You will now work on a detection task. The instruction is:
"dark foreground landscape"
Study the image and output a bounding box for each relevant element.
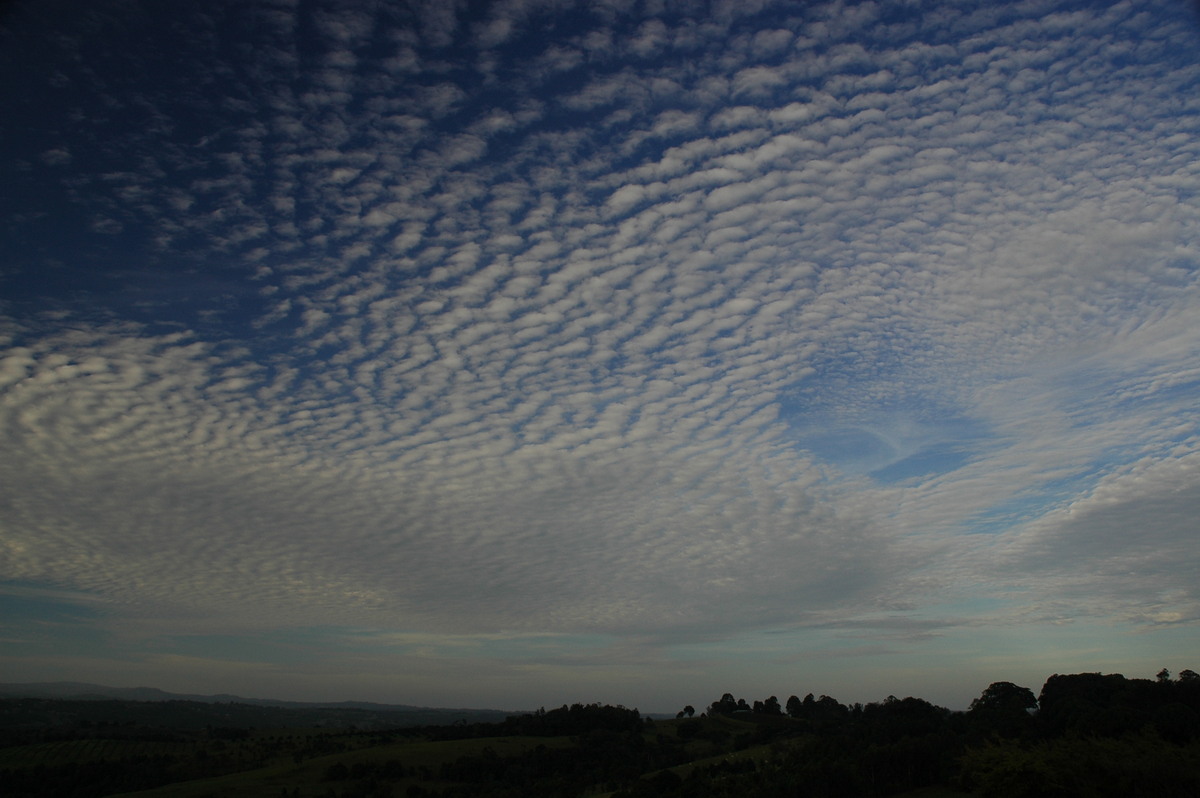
[3,670,1199,797]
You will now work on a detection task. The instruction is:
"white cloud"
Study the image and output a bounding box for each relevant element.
[3,0,1200,705]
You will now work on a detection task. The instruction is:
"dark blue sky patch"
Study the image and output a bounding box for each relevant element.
[0,583,110,656]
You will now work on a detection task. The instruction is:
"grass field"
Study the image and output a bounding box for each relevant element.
[0,711,992,798]
[104,733,575,798]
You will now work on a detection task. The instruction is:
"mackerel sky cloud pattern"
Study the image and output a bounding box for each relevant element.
[1,0,1198,709]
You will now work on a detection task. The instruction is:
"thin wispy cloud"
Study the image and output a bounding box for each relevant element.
[1,0,1198,710]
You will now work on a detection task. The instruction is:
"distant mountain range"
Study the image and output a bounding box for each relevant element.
[0,681,494,711]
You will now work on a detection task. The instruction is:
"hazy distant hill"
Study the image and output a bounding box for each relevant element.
[0,682,518,729]
[0,682,235,703]
[0,681,501,712]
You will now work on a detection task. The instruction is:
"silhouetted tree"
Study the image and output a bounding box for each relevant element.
[968,681,1037,738]
[709,693,738,715]
[1037,672,1161,737]
[970,682,1038,714]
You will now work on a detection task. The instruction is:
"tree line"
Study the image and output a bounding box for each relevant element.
[631,668,1200,797]
[1,669,1197,797]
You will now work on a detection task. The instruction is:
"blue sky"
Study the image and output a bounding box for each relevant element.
[1,0,1198,712]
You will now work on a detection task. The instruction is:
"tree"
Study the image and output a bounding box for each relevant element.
[1179,669,1198,682]
[785,695,802,718]
[969,682,1037,738]
[970,682,1038,715]
[1037,673,1141,737]
[682,705,694,718]
[709,693,738,716]
[763,696,782,716]
[1158,668,1172,683]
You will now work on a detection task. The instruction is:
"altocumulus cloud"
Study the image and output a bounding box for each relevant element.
[1,0,1198,708]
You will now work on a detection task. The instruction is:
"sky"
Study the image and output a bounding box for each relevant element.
[1,0,1198,714]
